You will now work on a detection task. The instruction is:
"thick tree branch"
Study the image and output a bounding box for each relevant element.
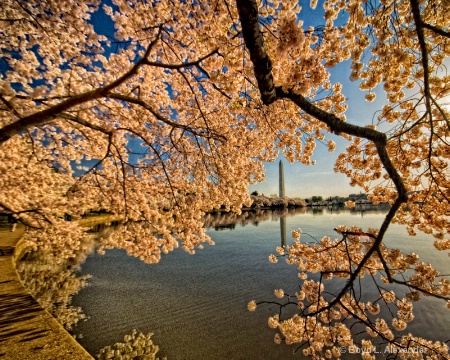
[410,0,432,111]
[236,0,276,105]
[275,88,386,143]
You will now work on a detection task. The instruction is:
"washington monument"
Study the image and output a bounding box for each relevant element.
[279,160,285,198]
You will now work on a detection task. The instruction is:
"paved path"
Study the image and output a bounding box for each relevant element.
[0,225,93,360]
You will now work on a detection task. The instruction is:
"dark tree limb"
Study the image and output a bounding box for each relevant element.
[236,0,276,105]
[422,22,450,39]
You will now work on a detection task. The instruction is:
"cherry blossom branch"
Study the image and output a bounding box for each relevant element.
[0,200,54,226]
[0,52,151,143]
[0,28,219,145]
[422,23,450,38]
[141,48,219,69]
[376,249,450,301]
[58,113,112,135]
[107,93,226,142]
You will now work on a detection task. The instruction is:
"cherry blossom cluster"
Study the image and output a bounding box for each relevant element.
[97,329,166,360]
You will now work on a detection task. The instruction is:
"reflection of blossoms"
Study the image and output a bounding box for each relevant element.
[97,330,166,360]
[247,300,257,312]
[274,289,285,298]
[17,235,95,331]
[380,290,396,303]
[366,302,381,315]
[250,224,449,358]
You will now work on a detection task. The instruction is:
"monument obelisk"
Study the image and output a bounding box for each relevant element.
[279,160,285,198]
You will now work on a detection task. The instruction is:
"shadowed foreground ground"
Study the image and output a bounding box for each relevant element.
[0,225,92,360]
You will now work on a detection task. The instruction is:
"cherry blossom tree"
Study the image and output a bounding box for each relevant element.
[1,0,449,357]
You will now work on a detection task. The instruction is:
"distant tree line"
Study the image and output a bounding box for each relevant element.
[248,192,306,209]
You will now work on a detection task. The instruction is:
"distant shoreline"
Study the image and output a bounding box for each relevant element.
[208,202,391,214]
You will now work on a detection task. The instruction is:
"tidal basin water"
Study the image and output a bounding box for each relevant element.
[68,207,449,359]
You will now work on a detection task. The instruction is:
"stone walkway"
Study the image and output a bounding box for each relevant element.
[0,225,93,360]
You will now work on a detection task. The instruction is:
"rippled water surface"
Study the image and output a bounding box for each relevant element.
[69,208,449,359]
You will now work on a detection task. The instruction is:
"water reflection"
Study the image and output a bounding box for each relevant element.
[203,204,391,231]
[21,205,445,360]
[16,236,96,332]
[17,205,391,332]
[203,207,306,230]
[308,203,391,216]
[280,216,286,248]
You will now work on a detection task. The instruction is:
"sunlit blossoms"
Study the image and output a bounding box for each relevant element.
[250,226,449,358]
[1,0,450,357]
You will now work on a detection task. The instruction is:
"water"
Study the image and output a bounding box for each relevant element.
[45,208,450,358]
